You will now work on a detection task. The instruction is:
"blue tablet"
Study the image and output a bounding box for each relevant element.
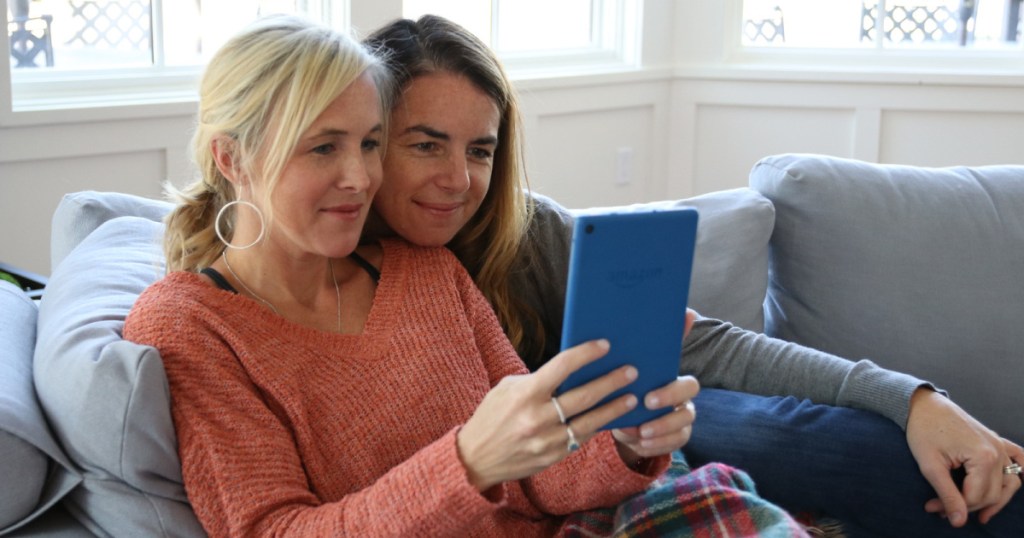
[556,206,698,430]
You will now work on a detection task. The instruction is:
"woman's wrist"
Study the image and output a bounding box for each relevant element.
[613,438,647,472]
[456,427,495,491]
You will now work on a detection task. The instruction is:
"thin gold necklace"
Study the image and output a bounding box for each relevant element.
[221,251,342,333]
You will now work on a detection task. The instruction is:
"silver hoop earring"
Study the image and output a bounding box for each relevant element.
[215,200,266,250]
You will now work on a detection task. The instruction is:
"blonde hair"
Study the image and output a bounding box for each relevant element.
[164,15,389,272]
[365,16,542,363]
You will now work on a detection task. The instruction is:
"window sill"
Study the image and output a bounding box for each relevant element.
[2,95,196,127]
[3,69,200,127]
[2,65,677,128]
[511,65,674,90]
[674,63,1024,88]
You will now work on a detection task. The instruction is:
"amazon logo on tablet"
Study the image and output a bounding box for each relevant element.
[607,266,664,289]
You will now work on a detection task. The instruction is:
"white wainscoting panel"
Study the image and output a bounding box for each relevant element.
[881,110,1024,167]
[529,105,655,209]
[517,75,672,209]
[692,104,856,195]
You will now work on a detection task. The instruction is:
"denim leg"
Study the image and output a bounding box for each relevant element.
[683,388,1024,538]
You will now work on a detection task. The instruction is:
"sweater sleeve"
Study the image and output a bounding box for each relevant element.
[125,280,500,538]
[681,315,932,429]
[520,193,930,430]
[450,258,667,514]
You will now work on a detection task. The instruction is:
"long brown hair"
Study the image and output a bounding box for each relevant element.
[365,16,546,362]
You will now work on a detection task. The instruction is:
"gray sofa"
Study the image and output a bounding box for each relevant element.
[2,153,1022,536]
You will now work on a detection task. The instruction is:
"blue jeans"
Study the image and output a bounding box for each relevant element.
[683,389,1024,538]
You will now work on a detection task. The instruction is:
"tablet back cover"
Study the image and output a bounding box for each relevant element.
[557,207,698,430]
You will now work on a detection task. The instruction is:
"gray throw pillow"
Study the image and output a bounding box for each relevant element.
[50,190,172,272]
[685,188,774,332]
[591,188,775,332]
[751,153,1024,444]
[34,217,203,537]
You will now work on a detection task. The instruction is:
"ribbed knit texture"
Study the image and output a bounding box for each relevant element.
[124,239,667,537]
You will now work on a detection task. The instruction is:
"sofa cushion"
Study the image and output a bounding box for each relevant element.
[585,188,774,332]
[34,216,203,537]
[0,282,46,530]
[750,153,1024,444]
[50,190,173,272]
[0,430,46,530]
[0,281,81,536]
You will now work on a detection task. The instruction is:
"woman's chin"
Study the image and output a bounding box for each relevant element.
[408,230,457,248]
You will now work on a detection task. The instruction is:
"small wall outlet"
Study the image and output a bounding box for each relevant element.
[615,147,633,186]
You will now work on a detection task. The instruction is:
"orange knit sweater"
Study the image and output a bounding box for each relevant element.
[124,239,667,537]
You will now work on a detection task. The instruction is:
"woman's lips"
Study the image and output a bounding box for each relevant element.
[416,201,462,216]
[322,203,363,219]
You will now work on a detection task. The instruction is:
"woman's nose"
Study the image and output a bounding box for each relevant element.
[337,155,373,191]
[436,154,471,193]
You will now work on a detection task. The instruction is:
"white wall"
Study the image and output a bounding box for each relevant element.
[2,0,1023,276]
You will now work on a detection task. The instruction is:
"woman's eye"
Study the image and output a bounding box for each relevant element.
[362,139,381,151]
[413,142,437,152]
[469,147,493,160]
[312,143,334,155]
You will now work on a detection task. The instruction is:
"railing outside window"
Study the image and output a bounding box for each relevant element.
[741,0,1023,48]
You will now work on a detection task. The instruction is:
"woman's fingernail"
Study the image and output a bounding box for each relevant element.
[624,367,638,381]
[625,395,638,409]
[646,395,660,408]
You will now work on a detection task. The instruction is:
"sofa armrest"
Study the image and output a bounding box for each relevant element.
[0,261,47,300]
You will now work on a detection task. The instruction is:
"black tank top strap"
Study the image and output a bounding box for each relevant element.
[348,251,381,284]
[202,257,377,291]
[200,267,238,294]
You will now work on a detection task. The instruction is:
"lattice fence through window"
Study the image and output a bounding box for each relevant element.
[744,6,786,43]
[861,2,963,43]
[65,0,152,51]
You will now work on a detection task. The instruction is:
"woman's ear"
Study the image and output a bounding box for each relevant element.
[211,136,241,185]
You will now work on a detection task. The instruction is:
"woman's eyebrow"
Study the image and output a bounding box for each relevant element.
[472,135,498,146]
[309,124,382,139]
[404,124,448,140]
[403,125,497,146]
[309,128,349,138]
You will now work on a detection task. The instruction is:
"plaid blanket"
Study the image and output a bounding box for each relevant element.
[560,452,812,538]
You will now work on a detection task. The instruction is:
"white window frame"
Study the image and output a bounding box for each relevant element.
[1,0,642,127]
[1,0,346,126]
[724,0,1024,81]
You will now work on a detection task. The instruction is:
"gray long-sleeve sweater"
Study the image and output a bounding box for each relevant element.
[511,193,927,429]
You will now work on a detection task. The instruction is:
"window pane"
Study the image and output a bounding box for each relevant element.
[9,0,153,70]
[741,0,1023,49]
[403,0,494,44]
[496,0,594,53]
[7,0,320,71]
[403,0,599,54]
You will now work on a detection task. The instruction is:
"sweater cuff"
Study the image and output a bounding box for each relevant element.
[429,429,507,519]
[837,359,945,429]
[595,432,670,482]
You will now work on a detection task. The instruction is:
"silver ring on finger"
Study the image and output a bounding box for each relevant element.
[566,424,581,453]
[1004,463,1022,476]
[551,396,568,424]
